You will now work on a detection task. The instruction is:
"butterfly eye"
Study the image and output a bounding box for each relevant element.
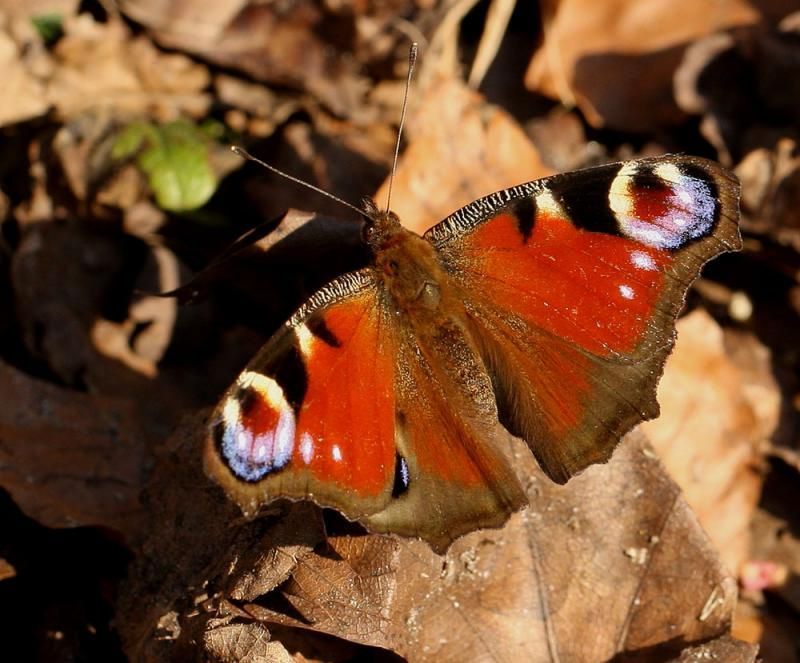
[361,222,375,243]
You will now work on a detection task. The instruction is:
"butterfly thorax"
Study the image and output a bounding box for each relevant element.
[363,201,453,318]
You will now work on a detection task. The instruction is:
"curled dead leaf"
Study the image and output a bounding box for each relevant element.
[91,318,158,378]
[377,77,550,233]
[204,622,294,663]
[642,310,779,573]
[526,0,762,131]
[735,139,800,249]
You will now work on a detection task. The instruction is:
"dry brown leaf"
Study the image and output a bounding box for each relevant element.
[119,404,745,661]
[11,222,136,384]
[90,318,159,378]
[376,77,551,233]
[0,360,148,536]
[672,11,800,171]
[92,243,181,374]
[51,15,210,121]
[735,139,800,249]
[0,188,9,225]
[673,31,747,166]
[526,0,762,131]
[757,12,800,125]
[278,116,397,214]
[236,118,393,225]
[669,634,758,662]
[221,77,546,241]
[118,0,385,118]
[204,622,294,663]
[243,535,399,648]
[416,0,481,88]
[642,310,779,573]
[526,108,595,173]
[0,13,50,125]
[2,0,78,20]
[0,13,211,128]
[132,245,180,344]
[240,433,739,661]
[52,112,130,204]
[225,503,324,602]
[215,74,299,139]
[116,412,327,661]
[0,558,17,582]
[467,0,516,88]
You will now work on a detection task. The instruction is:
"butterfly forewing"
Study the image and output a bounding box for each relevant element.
[205,270,399,520]
[426,155,741,482]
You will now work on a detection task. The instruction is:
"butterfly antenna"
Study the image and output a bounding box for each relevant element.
[385,42,418,213]
[230,145,367,218]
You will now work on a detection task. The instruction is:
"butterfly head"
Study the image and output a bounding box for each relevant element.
[361,197,403,252]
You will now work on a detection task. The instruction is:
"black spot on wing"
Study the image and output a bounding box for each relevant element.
[307,316,342,348]
[512,196,537,243]
[553,162,625,236]
[270,342,308,414]
[392,454,410,498]
[233,384,259,416]
[628,162,662,194]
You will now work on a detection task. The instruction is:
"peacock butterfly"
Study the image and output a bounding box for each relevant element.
[203,150,740,552]
[201,36,739,553]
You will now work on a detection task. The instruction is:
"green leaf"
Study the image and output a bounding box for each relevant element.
[112,120,218,212]
[111,122,154,159]
[31,14,63,45]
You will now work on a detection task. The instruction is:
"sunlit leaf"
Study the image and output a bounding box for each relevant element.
[112,120,218,212]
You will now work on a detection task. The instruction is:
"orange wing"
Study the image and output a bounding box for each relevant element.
[426,156,741,482]
[205,271,399,520]
[205,270,526,550]
[366,317,526,551]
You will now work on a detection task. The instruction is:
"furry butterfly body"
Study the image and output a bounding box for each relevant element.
[205,155,740,552]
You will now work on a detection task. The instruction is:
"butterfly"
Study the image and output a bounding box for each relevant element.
[203,154,740,552]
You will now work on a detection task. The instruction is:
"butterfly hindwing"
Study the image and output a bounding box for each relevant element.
[366,315,526,550]
[426,155,741,483]
[205,268,527,550]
